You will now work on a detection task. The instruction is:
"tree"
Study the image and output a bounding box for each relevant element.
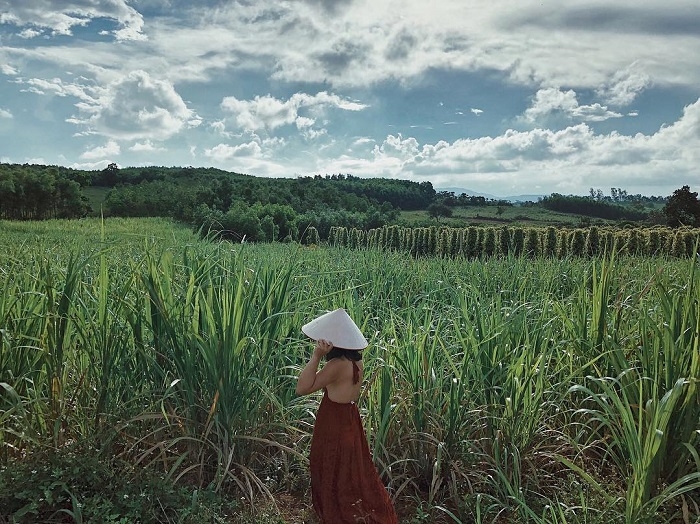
[0,169,16,218]
[427,202,452,220]
[54,178,90,218]
[221,201,263,241]
[663,185,700,227]
[98,163,120,186]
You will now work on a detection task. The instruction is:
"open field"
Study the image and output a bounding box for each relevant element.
[399,202,664,229]
[400,205,609,228]
[1,218,699,523]
[81,186,113,216]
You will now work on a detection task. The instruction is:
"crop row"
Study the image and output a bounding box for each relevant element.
[328,224,700,258]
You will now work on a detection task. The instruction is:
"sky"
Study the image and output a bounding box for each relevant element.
[1,1,699,198]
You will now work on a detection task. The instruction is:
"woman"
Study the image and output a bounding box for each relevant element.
[296,308,398,524]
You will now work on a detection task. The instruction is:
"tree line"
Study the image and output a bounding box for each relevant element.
[1,163,699,240]
[0,164,90,220]
[538,193,647,221]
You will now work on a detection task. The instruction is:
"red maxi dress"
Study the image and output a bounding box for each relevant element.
[309,360,398,523]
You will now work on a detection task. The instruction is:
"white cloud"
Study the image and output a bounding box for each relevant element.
[652,98,700,162]
[0,108,12,118]
[221,91,367,133]
[3,1,697,100]
[71,70,200,140]
[352,137,375,147]
[80,140,121,159]
[129,140,166,152]
[261,136,286,149]
[204,142,263,163]
[170,0,699,92]
[19,77,98,102]
[68,159,116,171]
[374,134,421,158]
[18,28,42,39]
[222,95,296,132]
[1,1,146,41]
[321,96,700,195]
[295,116,315,129]
[24,157,50,165]
[571,103,623,122]
[1,64,19,75]
[596,62,651,106]
[522,88,577,121]
[209,120,232,138]
[522,88,623,124]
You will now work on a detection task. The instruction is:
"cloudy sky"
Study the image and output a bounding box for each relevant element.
[1,0,699,197]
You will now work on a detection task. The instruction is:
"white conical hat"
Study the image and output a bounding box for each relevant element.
[301,308,368,350]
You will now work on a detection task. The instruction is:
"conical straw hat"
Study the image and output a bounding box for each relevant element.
[301,308,368,350]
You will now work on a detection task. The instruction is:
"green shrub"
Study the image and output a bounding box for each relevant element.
[0,444,237,524]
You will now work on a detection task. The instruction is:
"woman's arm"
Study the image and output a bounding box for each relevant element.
[296,339,338,396]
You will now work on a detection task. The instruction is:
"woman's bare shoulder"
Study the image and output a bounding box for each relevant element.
[327,357,359,376]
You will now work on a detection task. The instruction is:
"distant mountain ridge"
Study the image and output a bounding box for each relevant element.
[436,186,546,203]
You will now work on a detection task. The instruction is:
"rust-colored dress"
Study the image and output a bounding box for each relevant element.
[309,360,398,524]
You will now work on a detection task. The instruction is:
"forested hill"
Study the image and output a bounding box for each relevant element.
[0,163,439,239]
[0,163,434,219]
[0,162,689,243]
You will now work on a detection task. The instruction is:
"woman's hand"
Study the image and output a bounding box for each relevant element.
[313,339,333,358]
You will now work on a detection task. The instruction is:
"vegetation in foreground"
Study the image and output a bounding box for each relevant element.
[1,218,699,523]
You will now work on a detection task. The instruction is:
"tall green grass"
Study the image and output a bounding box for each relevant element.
[1,218,698,523]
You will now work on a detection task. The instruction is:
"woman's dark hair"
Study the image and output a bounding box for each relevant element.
[325,347,362,362]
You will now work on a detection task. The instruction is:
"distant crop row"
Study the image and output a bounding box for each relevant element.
[327,224,700,258]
